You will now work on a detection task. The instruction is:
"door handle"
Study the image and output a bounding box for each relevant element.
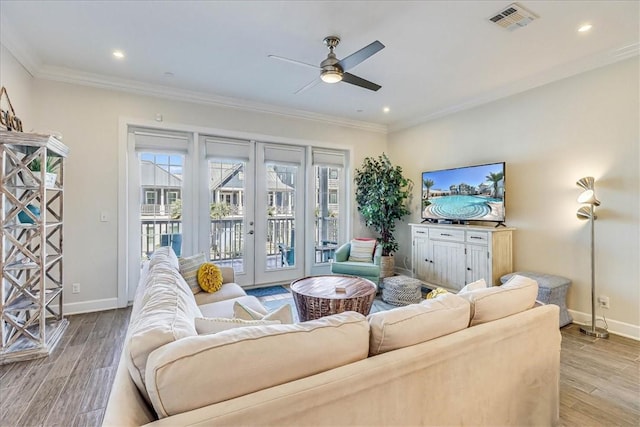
[248,230,254,235]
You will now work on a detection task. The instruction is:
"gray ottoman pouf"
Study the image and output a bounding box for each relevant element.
[501,272,572,327]
[382,275,422,306]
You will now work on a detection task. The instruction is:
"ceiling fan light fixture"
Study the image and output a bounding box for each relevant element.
[320,69,343,84]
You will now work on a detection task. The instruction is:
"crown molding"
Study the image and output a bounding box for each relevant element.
[389,42,640,133]
[34,65,387,134]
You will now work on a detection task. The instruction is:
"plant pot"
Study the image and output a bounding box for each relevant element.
[21,172,57,188]
[380,255,395,278]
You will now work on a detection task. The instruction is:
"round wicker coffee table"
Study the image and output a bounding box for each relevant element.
[290,275,377,321]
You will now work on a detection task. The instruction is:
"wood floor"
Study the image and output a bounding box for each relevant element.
[0,307,638,427]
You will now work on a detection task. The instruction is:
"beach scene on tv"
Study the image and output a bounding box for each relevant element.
[422,163,505,222]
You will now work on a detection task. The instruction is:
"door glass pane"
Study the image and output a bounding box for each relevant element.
[314,166,340,263]
[209,159,245,273]
[266,164,296,270]
[139,152,183,258]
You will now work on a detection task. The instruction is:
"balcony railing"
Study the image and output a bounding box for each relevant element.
[141,216,339,264]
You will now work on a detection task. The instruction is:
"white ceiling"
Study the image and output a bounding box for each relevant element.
[1,0,638,132]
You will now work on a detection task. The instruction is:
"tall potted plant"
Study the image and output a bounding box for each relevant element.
[354,153,413,277]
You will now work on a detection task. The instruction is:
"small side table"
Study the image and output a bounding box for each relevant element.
[501,272,572,327]
[290,275,376,321]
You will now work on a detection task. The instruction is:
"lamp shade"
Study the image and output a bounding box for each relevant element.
[576,176,600,206]
[577,189,600,206]
[576,176,595,191]
[321,70,343,83]
[576,206,597,220]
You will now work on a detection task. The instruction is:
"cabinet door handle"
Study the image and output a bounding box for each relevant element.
[470,236,482,240]
[424,258,429,263]
[441,233,452,237]
[416,231,426,234]
[467,267,471,271]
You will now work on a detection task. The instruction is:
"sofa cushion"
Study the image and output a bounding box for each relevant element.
[197,262,223,293]
[193,282,246,305]
[458,274,538,326]
[178,253,207,294]
[126,265,202,403]
[330,260,380,276]
[367,293,470,356]
[194,317,280,334]
[459,278,487,293]
[199,295,267,318]
[234,301,294,324]
[145,311,370,418]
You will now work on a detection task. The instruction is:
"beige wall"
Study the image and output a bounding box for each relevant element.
[0,45,33,129]
[389,58,640,332]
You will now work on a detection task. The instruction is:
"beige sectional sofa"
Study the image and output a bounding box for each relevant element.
[103,247,561,426]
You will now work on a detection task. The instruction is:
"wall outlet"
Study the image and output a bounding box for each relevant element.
[72,283,80,294]
[597,295,610,309]
[100,211,109,222]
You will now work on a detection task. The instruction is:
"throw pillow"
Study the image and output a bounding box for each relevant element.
[459,278,487,294]
[234,301,294,324]
[197,262,223,293]
[426,287,449,299]
[194,317,280,335]
[178,253,207,294]
[348,239,377,262]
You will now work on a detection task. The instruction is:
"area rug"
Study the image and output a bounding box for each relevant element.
[246,285,289,297]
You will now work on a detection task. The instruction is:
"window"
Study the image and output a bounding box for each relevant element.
[312,149,347,265]
[329,190,338,205]
[145,190,156,205]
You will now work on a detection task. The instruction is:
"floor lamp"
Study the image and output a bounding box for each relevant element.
[576,176,609,338]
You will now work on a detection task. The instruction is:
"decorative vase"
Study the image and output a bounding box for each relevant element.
[380,255,395,278]
[18,204,41,224]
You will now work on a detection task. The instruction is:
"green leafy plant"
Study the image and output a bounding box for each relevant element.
[29,157,56,173]
[354,153,413,256]
[210,202,231,219]
[170,199,182,219]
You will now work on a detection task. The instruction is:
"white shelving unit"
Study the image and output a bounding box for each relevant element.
[1,131,69,364]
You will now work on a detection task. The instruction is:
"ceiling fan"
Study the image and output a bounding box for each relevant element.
[269,36,385,94]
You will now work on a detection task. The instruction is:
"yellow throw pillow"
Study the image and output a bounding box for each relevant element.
[197,262,223,293]
[426,287,449,299]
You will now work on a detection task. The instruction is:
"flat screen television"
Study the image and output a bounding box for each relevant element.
[421,162,506,223]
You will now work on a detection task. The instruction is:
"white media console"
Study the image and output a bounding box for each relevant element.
[410,223,514,292]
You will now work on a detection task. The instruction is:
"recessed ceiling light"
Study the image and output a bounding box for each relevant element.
[383,107,390,113]
[578,24,593,33]
[164,71,174,77]
[112,50,125,59]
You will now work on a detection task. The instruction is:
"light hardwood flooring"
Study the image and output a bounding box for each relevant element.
[0,305,638,427]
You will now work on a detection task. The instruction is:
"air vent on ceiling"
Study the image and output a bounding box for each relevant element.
[489,3,539,31]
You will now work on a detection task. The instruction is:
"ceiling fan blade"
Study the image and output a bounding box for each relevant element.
[337,40,385,71]
[268,55,320,70]
[294,77,322,94]
[341,72,381,92]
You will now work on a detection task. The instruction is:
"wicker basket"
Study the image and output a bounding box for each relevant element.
[382,275,422,306]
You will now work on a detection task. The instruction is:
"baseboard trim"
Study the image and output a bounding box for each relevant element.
[568,309,640,341]
[64,298,119,315]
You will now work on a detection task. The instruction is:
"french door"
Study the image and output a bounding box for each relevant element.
[203,138,305,286]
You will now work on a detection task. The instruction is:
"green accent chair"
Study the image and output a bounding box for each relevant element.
[330,241,381,287]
